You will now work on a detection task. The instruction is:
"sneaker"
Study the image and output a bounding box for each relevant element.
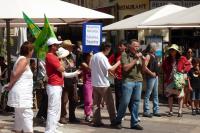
[93,122,105,127]
[177,113,183,117]
[153,113,161,117]
[69,118,80,123]
[57,122,64,127]
[55,129,63,133]
[85,116,92,122]
[192,109,196,115]
[196,109,200,114]
[167,112,173,117]
[59,117,67,124]
[131,124,144,130]
[36,116,46,125]
[143,113,152,118]
[110,122,122,129]
[138,117,141,122]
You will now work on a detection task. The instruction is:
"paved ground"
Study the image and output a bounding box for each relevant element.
[0,99,200,133]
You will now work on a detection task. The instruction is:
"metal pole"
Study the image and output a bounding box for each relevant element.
[5,19,11,82]
[168,28,171,44]
[36,58,39,81]
[162,37,164,96]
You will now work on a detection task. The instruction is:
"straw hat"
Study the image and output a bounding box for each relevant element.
[56,47,69,58]
[168,44,181,53]
[62,40,74,48]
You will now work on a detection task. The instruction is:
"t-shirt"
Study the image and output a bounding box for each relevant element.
[46,53,63,86]
[188,68,200,89]
[121,51,143,82]
[90,52,112,87]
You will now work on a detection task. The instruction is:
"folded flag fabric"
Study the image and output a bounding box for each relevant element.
[23,12,57,60]
[33,15,56,59]
[23,12,41,38]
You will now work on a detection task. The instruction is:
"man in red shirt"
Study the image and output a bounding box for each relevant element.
[109,40,127,111]
[45,37,64,133]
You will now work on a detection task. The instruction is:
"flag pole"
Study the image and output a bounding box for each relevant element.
[5,19,11,82]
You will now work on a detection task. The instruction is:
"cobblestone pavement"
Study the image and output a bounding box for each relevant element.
[0,101,200,133]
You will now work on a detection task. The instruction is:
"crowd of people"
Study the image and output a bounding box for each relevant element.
[1,37,200,133]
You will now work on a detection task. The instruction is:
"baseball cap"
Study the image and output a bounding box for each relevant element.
[47,37,62,46]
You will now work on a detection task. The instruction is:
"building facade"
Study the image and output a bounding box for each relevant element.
[148,0,200,52]
[150,0,200,8]
[61,0,200,50]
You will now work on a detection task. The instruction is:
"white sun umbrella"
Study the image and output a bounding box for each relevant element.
[103,4,186,30]
[0,0,114,26]
[138,4,200,28]
[0,0,114,79]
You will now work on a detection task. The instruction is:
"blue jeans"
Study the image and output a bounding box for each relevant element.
[116,81,142,127]
[143,76,159,114]
[114,79,132,112]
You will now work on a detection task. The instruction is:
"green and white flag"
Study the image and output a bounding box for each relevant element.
[23,12,57,60]
[33,15,56,60]
[23,12,41,38]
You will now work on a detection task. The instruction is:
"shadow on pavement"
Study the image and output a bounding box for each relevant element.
[2,119,14,123]
[34,130,43,133]
[0,122,13,130]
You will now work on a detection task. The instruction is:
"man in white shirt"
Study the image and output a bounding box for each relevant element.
[90,42,120,127]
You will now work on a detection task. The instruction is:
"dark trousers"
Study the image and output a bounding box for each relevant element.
[115,79,122,111]
[36,89,48,119]
[115,79,132,112]
[60,78,78,119]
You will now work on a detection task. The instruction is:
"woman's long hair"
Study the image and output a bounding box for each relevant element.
[167,49,181,65]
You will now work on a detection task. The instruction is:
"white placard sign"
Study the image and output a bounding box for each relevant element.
[85,24,101,46]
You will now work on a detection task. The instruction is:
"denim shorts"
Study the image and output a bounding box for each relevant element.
[191,88,200,100]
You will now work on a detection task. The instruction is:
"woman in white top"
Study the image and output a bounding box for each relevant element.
[6,41,34,133]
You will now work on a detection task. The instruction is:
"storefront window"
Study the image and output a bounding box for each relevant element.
[124,30,138,41]
[123,15,138,41]
[171,29,200,57]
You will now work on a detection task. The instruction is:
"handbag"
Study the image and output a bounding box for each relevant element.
[173,72,185,90]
